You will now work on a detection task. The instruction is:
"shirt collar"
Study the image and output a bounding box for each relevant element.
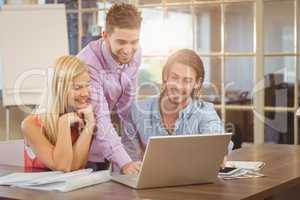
[178,99,200,119]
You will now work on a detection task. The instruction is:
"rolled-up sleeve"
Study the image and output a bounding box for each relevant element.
[88,64,132,168]
[122,111,141,161]
[121,104,142,161]
[199,103,224,133]
[199,103,233,154]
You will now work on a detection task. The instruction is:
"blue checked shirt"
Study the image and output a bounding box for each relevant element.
[121,96,233,161]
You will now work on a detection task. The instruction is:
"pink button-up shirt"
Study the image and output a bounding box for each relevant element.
[77,39,142,168]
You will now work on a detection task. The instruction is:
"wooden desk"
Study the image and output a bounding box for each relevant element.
[0,144,299,200]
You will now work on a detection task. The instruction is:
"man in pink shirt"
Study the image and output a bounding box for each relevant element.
[77,3,142,174]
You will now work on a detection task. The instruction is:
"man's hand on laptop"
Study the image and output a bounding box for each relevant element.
[121,161,142,175]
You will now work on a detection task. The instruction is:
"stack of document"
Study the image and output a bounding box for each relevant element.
[0,168,111,192]
[219,161,266,180]
[226,161,265,171]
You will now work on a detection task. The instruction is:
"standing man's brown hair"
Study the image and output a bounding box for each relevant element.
[106,3,142,34]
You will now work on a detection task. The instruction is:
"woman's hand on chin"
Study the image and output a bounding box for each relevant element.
[77,104,96,133]
[59,112,84,129]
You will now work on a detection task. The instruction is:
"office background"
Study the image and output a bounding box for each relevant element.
[0,0,299,148]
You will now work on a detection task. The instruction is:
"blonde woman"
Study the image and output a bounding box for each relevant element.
[21,55,95,172]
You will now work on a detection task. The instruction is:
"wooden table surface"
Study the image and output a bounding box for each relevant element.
[0,144,300,200]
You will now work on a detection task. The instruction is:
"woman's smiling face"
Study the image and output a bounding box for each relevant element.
[67,71,91,110]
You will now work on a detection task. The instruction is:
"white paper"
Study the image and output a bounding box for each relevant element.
[13,168,93,186]
[16,170,111,192]
[219,161,266,180]
[0,169,111,192]
[219,168,265,180]
[0,171,62,185]
[226,161,265,171]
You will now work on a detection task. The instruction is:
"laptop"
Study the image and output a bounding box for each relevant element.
[112,133,232,189]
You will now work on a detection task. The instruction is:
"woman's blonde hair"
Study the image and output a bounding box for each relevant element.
[38,55,88,145]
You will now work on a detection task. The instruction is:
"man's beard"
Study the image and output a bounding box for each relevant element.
[167,95,182,105]
[167,88,189,105]
[111,51,133,65]
[160,90,189,115]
